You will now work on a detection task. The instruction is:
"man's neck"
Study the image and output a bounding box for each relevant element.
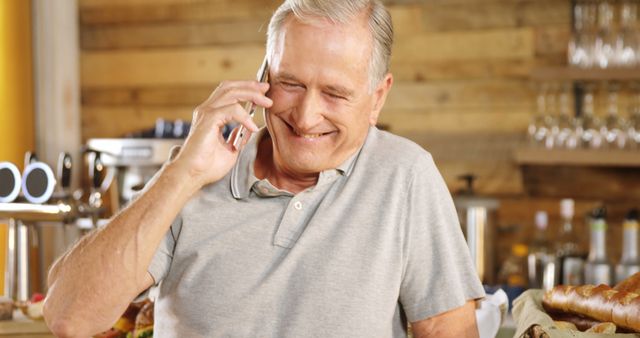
[254,134,318,194]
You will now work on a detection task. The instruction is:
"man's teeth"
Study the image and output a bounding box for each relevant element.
[295,131,324,138]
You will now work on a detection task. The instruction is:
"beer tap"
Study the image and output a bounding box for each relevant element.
[0,150,112,224]
[86,151,106,227]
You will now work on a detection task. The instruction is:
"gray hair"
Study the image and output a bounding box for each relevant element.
[266,0,393,91]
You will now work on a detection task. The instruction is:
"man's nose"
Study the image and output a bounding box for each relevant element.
[292,91,323,131]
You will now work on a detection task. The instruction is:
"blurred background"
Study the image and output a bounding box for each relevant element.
[0,0,640,335]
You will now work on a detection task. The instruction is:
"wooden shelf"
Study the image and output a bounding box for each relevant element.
[531,67,640,81]
[515,148,640,199]
[514,148,640,167]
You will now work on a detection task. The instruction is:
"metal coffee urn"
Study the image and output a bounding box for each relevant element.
[454,174,499,285]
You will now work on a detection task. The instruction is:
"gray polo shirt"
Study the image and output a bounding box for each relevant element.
[146,127,484,337]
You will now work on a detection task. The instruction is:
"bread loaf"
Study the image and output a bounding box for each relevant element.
[586,322,616,334]
[553,321,578,331]
[549,312,601,332]
[566,284,609,316]
[542,285,574,312]
[543,284,640,332]
[627,295,640,331]
[614,272,640,294]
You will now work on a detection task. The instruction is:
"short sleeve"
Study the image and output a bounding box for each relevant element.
[399,154,485,322]
[147,215,182,285]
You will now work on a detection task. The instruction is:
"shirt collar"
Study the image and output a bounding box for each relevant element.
[230,127,365,199]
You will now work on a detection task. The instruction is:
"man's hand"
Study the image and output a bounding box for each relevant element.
[173,80,272,191]
[411,300,479,338]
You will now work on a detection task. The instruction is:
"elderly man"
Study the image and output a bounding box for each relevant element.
[44,0,484,337]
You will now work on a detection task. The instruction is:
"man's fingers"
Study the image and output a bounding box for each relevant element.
[196,103,259,135]
[206,87,273,111]
[216,80,269,93]
[206,81,271,107]
[226,103,260,132]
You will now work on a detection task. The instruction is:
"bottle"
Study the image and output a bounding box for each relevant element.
[498,243,528,312]
[585,206,613,285]
[555,198,585,285]
[527,211,555,289]
[616,209,640,284]
[499,244,528,288]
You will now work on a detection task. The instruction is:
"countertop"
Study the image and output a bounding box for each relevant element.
[0,311,52,337]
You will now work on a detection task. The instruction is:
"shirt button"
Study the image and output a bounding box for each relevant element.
[294,201,303,210]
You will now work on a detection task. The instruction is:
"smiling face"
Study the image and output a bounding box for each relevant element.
[264,13,392,178]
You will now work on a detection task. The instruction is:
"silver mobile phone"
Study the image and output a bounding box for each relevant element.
[230,56,269,150]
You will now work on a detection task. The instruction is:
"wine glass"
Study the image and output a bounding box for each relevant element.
[555,83,581,149]
[595,0,616,68]
[569,0,598,68]
[580,84,604,148]
[627,82,640,149]
[528,83,555,147]
[600,82,627,149]
[616,0,639,67]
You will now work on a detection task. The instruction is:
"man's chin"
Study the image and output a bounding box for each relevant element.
[284,158,334,175]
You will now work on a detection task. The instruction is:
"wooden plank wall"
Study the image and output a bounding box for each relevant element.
[79,0,640,283]
[79,0,571,196]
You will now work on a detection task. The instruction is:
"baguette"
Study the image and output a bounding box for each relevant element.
[553,321,578,331]
[548,312,602,332]
[542,285,574,313]
[566,284,609,316]
[543,284,640,332]
[628,295,640,332]
[586,322,616,334]
[614,272,640,294]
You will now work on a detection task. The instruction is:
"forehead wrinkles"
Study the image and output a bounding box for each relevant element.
[272,14,372,88]
[274,13,372,57]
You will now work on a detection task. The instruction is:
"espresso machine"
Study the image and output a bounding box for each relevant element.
[85,138,184,208]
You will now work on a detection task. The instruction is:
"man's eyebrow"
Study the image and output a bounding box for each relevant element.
[274,72,300,82]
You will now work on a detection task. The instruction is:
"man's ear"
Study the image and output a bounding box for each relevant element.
[369,73,394,125]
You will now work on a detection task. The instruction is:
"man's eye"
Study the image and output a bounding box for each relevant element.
[327,93,346,100]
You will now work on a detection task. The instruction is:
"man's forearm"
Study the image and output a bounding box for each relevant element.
[411,300,479,338]
[43,163,196,337]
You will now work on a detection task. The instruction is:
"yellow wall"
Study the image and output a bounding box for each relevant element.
[0,0,34,167]
[0,0,35,295]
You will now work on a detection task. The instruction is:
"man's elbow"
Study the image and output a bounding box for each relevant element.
[43,297,87,338]
[44,309,77,338]
[46,317,77,338]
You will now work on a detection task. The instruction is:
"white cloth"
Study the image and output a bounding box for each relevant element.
[476,289,509,338]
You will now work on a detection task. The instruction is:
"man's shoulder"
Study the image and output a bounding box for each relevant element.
[364,128,434,170]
